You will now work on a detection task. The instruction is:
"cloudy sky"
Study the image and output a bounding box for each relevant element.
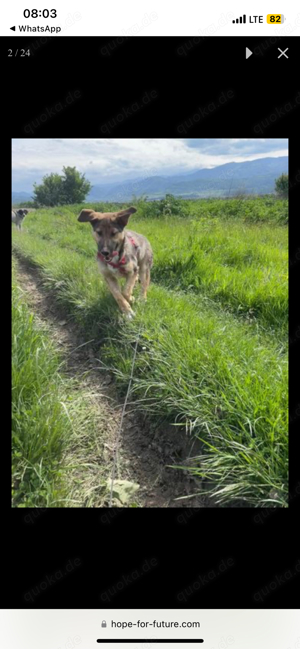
[12,138,288,193]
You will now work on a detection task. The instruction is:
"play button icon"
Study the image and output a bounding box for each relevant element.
[246,47,253,59]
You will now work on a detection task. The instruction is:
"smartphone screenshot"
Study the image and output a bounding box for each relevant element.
[5,0,297,642]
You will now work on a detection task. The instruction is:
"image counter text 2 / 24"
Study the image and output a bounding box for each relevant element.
[8,49,31,57]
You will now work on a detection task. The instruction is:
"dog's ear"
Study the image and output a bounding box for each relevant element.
[78,209,96,223]
[115,206,137,228]
[23,209,28,215]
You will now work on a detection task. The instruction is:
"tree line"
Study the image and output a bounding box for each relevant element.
[21,167,289,208]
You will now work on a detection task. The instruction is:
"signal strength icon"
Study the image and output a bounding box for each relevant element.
[232,14,246,23]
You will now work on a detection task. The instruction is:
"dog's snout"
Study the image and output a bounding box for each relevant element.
[101,249,110,257]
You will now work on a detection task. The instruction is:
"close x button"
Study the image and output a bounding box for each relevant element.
[278,47,289,58]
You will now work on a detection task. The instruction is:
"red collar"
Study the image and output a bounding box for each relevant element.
[97,236,138,274]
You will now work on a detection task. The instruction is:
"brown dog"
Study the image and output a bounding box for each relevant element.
[78,206,153,318]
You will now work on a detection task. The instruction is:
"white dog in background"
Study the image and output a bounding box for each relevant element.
[12,209,28,230]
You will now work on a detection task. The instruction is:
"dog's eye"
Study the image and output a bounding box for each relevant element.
[97,231,103,236]
[111,229,118,235]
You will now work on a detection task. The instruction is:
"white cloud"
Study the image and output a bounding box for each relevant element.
[12,138,288,191]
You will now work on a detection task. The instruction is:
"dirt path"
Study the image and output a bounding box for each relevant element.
[14,253,210,508]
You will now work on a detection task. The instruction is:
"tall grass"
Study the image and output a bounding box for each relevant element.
[136,218,288,339]
[48,195,288,224]
[12,261,106,507]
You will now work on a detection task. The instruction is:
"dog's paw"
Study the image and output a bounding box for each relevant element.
[125,310,135,320]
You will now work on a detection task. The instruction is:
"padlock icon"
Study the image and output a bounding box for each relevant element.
[101,621,107,628]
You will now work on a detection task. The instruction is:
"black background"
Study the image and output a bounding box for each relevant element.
[4,36,299,137]
[6,35,298,610]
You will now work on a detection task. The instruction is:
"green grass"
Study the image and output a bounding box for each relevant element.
[11,260,111,508]
[12,198,288,507]
[69,195,288,224]
[101,288,287,506]
[38,195,287,225]
[136,217,288,340]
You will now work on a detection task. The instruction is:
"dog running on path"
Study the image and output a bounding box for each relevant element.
[78,206,153,318]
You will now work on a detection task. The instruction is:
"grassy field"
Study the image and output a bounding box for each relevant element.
[12,196,288,507]
[12,259,72,506]
[11,260,119,508]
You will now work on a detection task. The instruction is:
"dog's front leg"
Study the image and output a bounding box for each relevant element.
[139,264,151,300]
[122,270,138,304]
[104,274,135,318]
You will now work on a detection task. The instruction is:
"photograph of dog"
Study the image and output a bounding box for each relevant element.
[78,206,153,318]
[12,209,28,230]
[11,139,288,510]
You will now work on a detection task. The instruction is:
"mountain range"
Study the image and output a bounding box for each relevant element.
[12,156,288,204]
